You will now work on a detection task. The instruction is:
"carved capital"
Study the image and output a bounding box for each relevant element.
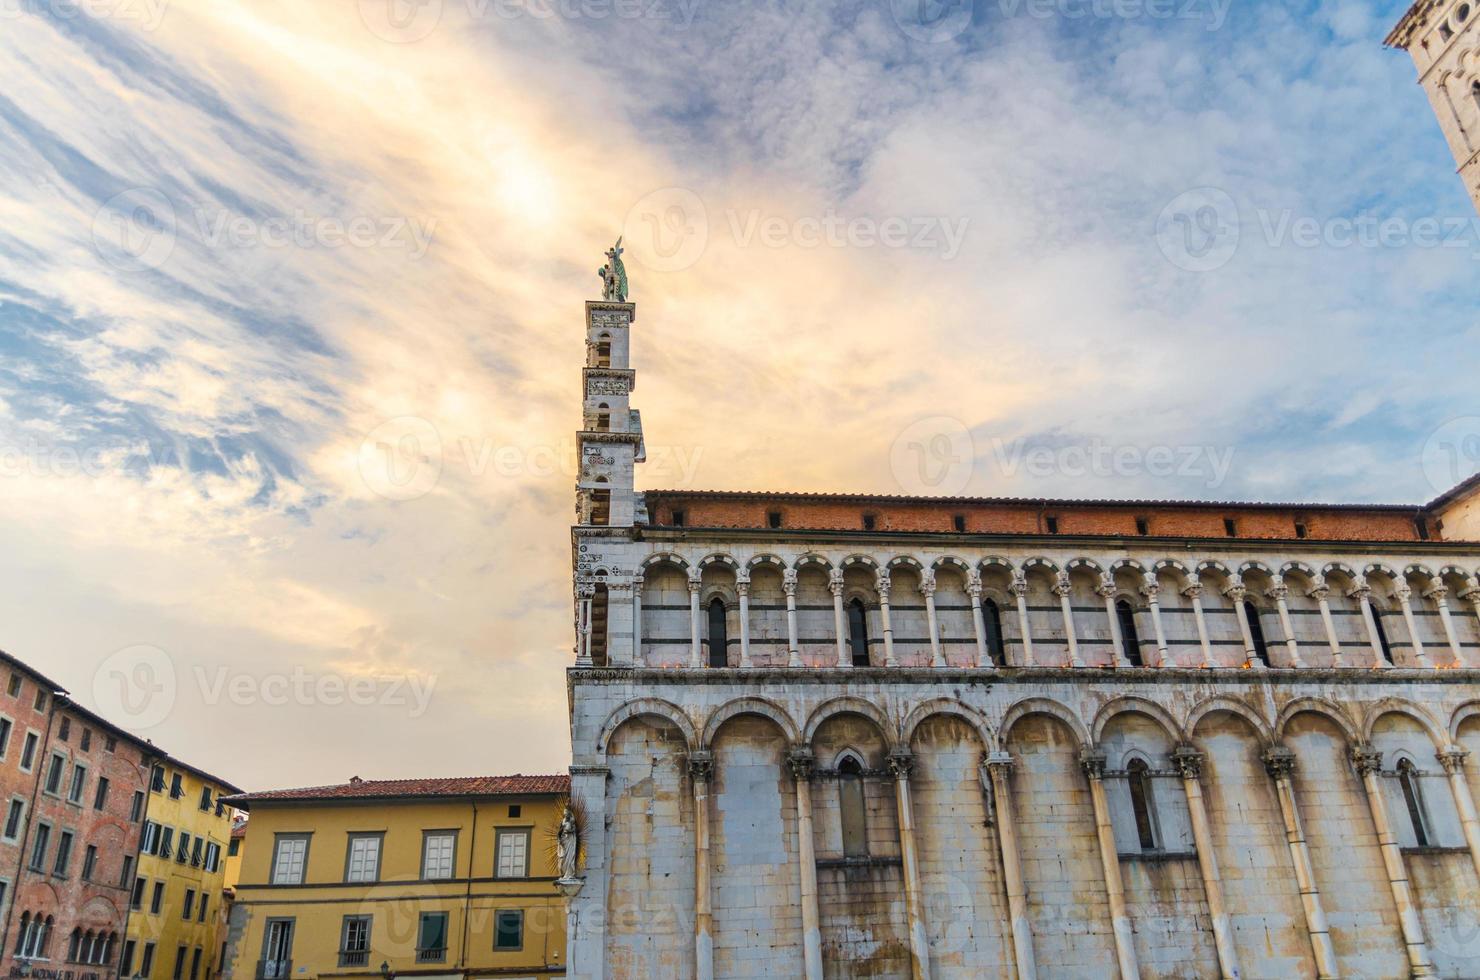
[1172,745,1204,780]
[875,572,892,600]
[1424,585,1449,603]
[984,750,1015,775]
[1052,575,1072,599]
[1394,586,1413,604]
[1350,744,1383,776]
[688,750,714,783]
[1261,745,1296,780]
[1140,582,1160,602]
[1181,584,1203,600]
[1079,747,1107,780]
[1438,747,1470,775]
[1308,585,1331,602]
[1008,576,1029,599]
[1095,580,1117,600]
[887,747,915,781]
[828,569,845,598]
[736,581,749,597]
[1266,585,1289,602]
[1223,584,1248,603]
[782,569,798,597]
[919,573,936,598]
[787,747,816,782]
[576,582,596,600]
[1348,584,1373,603]
[1461,582,1480,603]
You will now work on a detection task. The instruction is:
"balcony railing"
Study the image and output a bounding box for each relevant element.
[415,948,446,964]
[257,959,292,980]
[338,950,369,968]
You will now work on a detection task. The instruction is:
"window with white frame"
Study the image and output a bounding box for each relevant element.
[421,831,456,880]
[270,834,310,885]
[495,829,530,879]
[344,834,381,883]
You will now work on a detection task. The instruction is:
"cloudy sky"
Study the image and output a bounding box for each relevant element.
[1,0,1476,791]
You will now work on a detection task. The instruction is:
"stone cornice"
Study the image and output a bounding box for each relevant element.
[565,665,1480,687]
[579,430,642,444]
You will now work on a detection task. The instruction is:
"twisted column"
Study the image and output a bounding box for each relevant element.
[1263,746,1338,978]
[1082,748,1137,979]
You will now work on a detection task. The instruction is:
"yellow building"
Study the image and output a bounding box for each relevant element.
[221,774,569,980]
[126,756,245,980]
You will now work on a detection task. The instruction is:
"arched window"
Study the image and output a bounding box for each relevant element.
[1243,601,1270,666]
[983,598,1006,666]
[589,584,609,667]
[1398,759,1432,847]
[68,928,82,963]
[707,597,728,668]
[1127,758,1158,851]
[1116,600,1143,667]
[594,402,610,432]
[847,598,869,667]
[595,335,612,368]
[838,755,868,857]
[1371,604,1394,662]
[589,486,611,527]
[16,913,28,958]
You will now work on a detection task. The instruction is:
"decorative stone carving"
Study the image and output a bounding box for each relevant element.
[1079,747,1108,780]
[1308,585,1331,602]
[1438,747,1470,775]
[1262,745,1296,780]
[782,569,798,597]
[828,569,845,597]
[1140,582,1160,601]
[688,750,714,782]
[1181,584,1203,600]
[1008,575,1028,598]
[788,747,816,781]
[1267,585,1290,602]
[1350,744,1383,775]
[1172,745,1204,780]
[887,748,915,781]
[1052,575,1073,599]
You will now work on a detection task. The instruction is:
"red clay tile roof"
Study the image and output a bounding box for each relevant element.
[223,774,569,807]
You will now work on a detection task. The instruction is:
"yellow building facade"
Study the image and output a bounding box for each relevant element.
[221,775,569,980]
[126,757,244,980]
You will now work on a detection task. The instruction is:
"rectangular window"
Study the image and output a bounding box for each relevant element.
[205,841,221,873]
[1224,517,1238,537]
[952,514,966,533]
[416,912,448,963]
[1416,517,1431,540]
[82,843,97,880]
[177,831,191,863]
[94,775,110,810]
[106,735,117,752]
[183,888,196,919]
[151,766,166,792]
[261,919,295,980]
[494,909,524,951]
[131,876,146,910]
[53,829,74,875]
[421,831,456,880]
[173,945,187,980]
[28,822,49,871]
[33,689,46,711]
[192,837,204,867]
[345,834,382,883]
[160,825,174,859]
[1294,520,1308,539]
[1045,515,1060,534]
[1135,516,1150,536]
[141,943,156,979]
[199,786,212,811]
[151,880,166,914]
[44,752,66,795]
[862,513,876,531]
[198,892,209,922]
[68,763,88,803]
[3,799,24,841]
[271,834,310,885]
[80,728,91,751]
[6,673,18,697]
[0,717,11,758]
[767,510,783,528]
[228,838,240,858]
[670,508,686,527]
[20,732,38,771]
[507,804,521,818]
[495,829,530,878]
[170,772,183,799]
[189,948,202,980]
[59,717,70,742]
[122,940,137,977]
[141,821,160,855]
[131,790,146,822]
[122,854,135,887]
[339,915,372,967]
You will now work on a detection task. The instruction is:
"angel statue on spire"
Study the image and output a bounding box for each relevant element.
[597,237,629,302]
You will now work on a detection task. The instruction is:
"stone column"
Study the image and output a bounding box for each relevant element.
[789,748,824,980]
[1173,746,1239,979]
[1141,580,1169,667]
[1262,746,1338,979]
[1184,584,1214,668]
[1099,577,1130,667]
[688,575,704,669]
[690,751,716,980]
[878,573,899,668]
[631,581,644,666]
[1225,581,1261,669]
[783,569,802,668]
[1462,585,1480,650]
[737,577,753,669]
[1438,747,1480,885]
[889,749,931,980]
[1010,576,1035,667]
[1054,575,1085,668]
[577,583,594,667]
[567,764,610,980]
[1081,748,1138,979]
[1428,586,1465,668]
[967,575,992,668]
[922,572,946,668]
[1268,584,1305,668]
[1310,584,1345,668]
[1352,745,1436,977]
[830,570,849,668]
[985,753,1036,979]
[1394,586,1430,668]
[1352,585,1391,669]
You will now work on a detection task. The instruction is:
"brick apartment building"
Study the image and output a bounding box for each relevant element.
[0,651,160,979]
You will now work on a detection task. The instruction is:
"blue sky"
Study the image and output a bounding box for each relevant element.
[0,0,1475,789]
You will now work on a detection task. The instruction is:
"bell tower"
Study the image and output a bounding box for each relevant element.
[1388,0,1480,215]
